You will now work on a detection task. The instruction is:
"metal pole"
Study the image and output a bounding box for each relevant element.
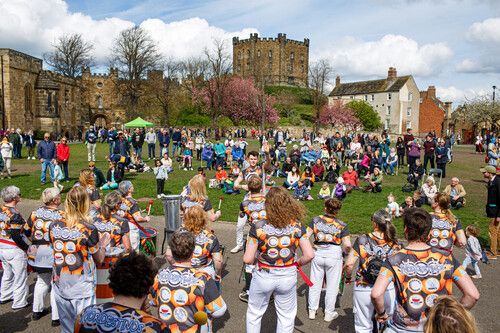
[1,55,6,130]
[493,85,496,105]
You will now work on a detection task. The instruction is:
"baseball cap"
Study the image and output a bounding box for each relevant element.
[480,165,496,174]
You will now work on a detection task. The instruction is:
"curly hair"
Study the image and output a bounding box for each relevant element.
[266,186,306,228]
[324,198,342,216]
[182,205,208,235]
[108,251,157,298]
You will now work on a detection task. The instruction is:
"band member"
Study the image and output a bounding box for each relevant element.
[24,188,62,325]
[244,187,314,333]
[371,208,479,332]
[182,175,220,222]
[118,181,150,251]
[307,198,351,322]
[344,209,399,333]
[77,169,101,218]
[0,186,29,310]
[151,230,227,332]
[234,151,265,192]
[49,186,110,333]
[75,252,169,333]
[429,193,466,252]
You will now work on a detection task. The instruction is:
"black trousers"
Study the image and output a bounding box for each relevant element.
[423,154,435,171]
[156,178,165,195]
[437,163,447,178]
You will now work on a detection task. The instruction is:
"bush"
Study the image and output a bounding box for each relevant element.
[347,100,382,131]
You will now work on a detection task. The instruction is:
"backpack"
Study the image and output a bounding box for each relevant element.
[362,238,396,286]
[325,170,338,184]
[402,183,414,192]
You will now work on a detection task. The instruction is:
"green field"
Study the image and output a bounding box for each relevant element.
[0,142,492,246]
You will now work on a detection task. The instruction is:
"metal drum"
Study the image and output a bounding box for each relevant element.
[162,195,182,233]
[96,247,123,304]
[139,227,158,257]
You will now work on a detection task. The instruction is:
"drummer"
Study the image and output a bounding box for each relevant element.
[76,169,101,218]
[93,191,131,256]
[234,151,266,192]
[118,181,150,251]
[24,188,62,325]
[182,175,221,222]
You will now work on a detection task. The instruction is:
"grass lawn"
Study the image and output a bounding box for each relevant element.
[0,142,492,245]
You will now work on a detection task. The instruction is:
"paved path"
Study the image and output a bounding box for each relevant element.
[0,199,499,332]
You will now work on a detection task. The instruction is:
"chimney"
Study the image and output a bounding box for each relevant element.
[428,86,436,98]
[387,67,397,80]
[335,75,341,88]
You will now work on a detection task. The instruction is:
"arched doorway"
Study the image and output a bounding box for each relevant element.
[91,114,108,128]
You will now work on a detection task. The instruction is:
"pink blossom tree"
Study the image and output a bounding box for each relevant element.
[319,100,361,131]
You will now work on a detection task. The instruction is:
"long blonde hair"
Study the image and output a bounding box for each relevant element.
[183,205,208,234]
[188,175,207,203]
[65,186,90,228]
[435,192,457,223]
[424,295,478,333]
[266,187,306,228]
[79,169,96,188]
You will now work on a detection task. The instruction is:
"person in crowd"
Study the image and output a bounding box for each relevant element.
[215,164,228,188]
[56,137,70,181]
[0,186,29,310]
[171,128,181,156]
[234,151,267,193]
[153,159,168,198]
[424,295,479,333]
[52,159,64,191]
[49,186,110,333]
[244,187,314,333]
[386,193,400,218]
[182,140,194,170]
[370,208,479,333]
[325,158,341,184]
[358,152,371,176]
[487,142,498,168]
[407,139,421,171]
[77,169,101,217]
[480,164,500,260]
[423,135,436,172]
[9,128,22,159]
[131,128,145,159]
[195,132,206,161]
[421,176,438,205]
[301,166,316,189]
[396,137,406,168]
[290,144,301,166]
[88,161,106,189]
[320,145,330,164]
[84,127,97,162]
[118,181,150,251]
[160,152,173,173]
[429,192,466,251]
[463,225,482,279]
[400,196,415,215]
[312,158,325,181]
[403,128,415,165]
[343,164,359,191]
[475,134,483,154]
[145,128,157,160]
[232,142,245,167]
[318,182,331,199]
[182,175,221,222]
[151,230,226,331]
[307,198,351,322]
[443,177,466,209]
[408,159,425,190]
[363,167,383,193]
[214,141,226,169]
[344,209,399,333]
[75,252,168,332]
[24,188,62,325]
[101,161,122,190]
[284,165,300,190]
[370,150,383,174]
[294,180,313,201]
[107,127,117,157]
[38,132,56,185]
[334,177,347,200]
[230,161,241,178]
[280,157,294,178]
[25,130,37,160]
[1,137,13,179]
[113,130,131,164]
[382,148,397,176]
[435,138,449,178]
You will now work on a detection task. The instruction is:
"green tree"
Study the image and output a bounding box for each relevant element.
[347,100,382,131]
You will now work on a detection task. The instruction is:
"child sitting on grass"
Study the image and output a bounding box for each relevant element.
[318,182,331,199]
[463,225,483,279]
[400,196,415,215]
[222,174,240,194]
[230,161,241,177]
[215,165,228,188]
[334,176,346,200]
[385,193,400,217]
[293,180,313,201]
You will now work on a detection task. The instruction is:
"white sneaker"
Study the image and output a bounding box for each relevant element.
[157,195,162,199]
[308,310,316,320]
[324,311,339,322]
[230,245,243,253]
[471,274,482,279]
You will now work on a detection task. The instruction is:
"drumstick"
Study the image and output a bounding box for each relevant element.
[218,196,223,210]
[147,200,153,216]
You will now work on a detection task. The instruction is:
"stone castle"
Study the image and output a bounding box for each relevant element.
[232,33,309,87]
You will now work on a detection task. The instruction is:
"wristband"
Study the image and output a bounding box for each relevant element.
[376,310,386,317]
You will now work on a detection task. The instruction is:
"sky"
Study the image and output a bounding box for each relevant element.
[1,0,499,105]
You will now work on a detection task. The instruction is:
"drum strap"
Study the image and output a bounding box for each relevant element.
[130,219,153,237]
[258,262,313,287]
[0,238,18,247]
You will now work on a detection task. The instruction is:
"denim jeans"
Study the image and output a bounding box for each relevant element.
[147,143,155,158]
[172,142,180,156]
[40,159,55,183]
[108,141,115,156]
[134,146,142,159]
[216,156,225,168]
[278,151,287,162]
[384,161,397,174]
[463,255,481,276]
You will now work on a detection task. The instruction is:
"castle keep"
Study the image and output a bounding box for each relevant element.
[233,33,309,87]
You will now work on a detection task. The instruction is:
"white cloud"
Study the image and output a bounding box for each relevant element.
[466,17,500,43]
[314,34,453,78]
[436,85,490,104]
[0,0,257,66]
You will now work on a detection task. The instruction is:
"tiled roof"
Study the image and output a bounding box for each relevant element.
[329,76,411,96]
[35,71,59,90]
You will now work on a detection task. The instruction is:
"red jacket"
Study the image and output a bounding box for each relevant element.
[342,170,359,187]
[56,143,70,161]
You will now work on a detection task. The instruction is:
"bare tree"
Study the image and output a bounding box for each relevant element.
[309,59,333,131]
[110,26,160,118]
[43,34,94,77]
[179,57,208,96]
[454,95,500,133]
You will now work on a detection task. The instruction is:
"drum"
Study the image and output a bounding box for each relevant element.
[96,247,123,304]
[139,227,158,257]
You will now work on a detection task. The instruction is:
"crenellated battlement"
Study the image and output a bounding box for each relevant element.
[232,33,309,47]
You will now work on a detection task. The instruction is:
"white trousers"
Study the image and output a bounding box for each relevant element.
[308,246,343,314]
[87,143,96,161]
[236,215,247,247]
[246,267,297,333]
[33,271,59,320]
[54,291,95,333]
[353,283,396,333]
[0,247,28,309]
[129,224,140,251]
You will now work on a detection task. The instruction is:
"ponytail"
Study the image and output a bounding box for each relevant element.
[372,209,397,244]
[435,193,456,223]
[102,191,122,220]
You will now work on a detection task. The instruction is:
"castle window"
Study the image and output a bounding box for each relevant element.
[385,119,390,130]
[268,50,272,58]
[96,82,103,88]
[371,94,375,101]
[406,120,412,129]
[257,50,261,57]
[97,95,103,109]
[238,51,242,60]
[247,49,250,59]
[47,92,52,113]
[54,92,58,114]
[288,77,294,85]
[268,62,272,71]
[24,84,32,114]
[288,64,293,73]
[237,64,241,72]
[364,95,368,101]
[65,89,69,104]
[290,52,294,60]
[300,54,304,62]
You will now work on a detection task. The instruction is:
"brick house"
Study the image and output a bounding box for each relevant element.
[418,86,452,137]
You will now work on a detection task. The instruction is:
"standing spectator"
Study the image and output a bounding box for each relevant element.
[487,143,498,168]
[396,137,406,167]
[195,132,206,160]
[435,138,449,178]
[423,135,436,172]
[153,159,168,198]
[56,137,70,181]
[475,134,483,153]
[8,129,20,159]
[24,130,36,160]
[214,141,226,169]
[37,132,56,185]
[407,139,421,171]
[1,137,13,179]
[403,128,415,166]
[107,127,117,156]
[84,127,97,162]
[443,177,466,209]
[171,128,181,156]
[131,128,145,159]
[145,128,156,160]
[480,165,500,260]
[463,225,483,279]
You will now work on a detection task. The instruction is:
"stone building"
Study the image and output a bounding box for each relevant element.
[418,86,452,137]
[232,33,309,87]
[328,67,420,134]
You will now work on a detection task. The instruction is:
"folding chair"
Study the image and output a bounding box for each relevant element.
[428,168,443,191]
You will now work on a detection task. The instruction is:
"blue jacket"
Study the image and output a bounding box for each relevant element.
[24,134,36,147]
[294,185,310,199]
[172,131,181,142]
[37,140,56,160]
[435,146,448,164]
[107,130,117,143]
[232,146,244,160]
[158,132,170,146]
[113,138,130,156]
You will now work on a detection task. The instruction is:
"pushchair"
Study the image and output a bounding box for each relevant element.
[425,168,443,191]
[300,150,321,167]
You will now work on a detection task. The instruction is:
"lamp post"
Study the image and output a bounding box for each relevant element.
[493,85,497,105]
